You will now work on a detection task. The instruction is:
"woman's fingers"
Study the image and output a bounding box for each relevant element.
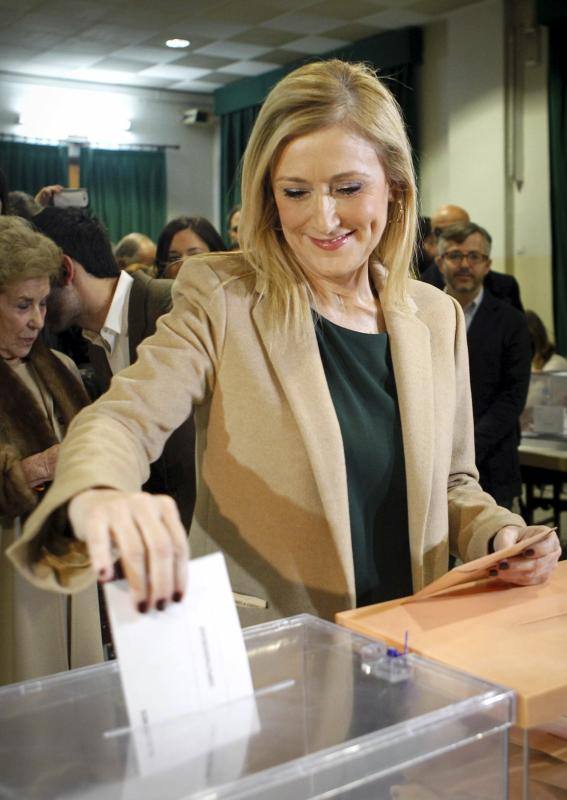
[495,545,562,586]
[492,525,562,587]
[110,514,150,610]
[68,489,188,611]
[132,494,175,609]
[158,495,189,601]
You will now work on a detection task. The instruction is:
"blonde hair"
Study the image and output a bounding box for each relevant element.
[0,216,62,290]
[239,59,417,330]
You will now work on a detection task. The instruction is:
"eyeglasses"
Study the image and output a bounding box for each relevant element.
[442,250,488,266]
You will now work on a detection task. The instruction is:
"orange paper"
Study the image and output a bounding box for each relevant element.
[409,529,553,602]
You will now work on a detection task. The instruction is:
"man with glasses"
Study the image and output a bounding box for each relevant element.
[422,204,523,311]
[437,222,531,509]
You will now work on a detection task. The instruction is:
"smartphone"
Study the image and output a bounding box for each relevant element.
[53,188,89,208]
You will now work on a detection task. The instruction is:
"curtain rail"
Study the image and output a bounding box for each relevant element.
[0,134,179,151]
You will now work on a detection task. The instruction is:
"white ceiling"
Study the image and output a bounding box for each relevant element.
[0,0,480,94]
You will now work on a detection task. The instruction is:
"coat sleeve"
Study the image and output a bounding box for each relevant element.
[7,260,227,594]
[445,297,525,562]
[0,443,38,519]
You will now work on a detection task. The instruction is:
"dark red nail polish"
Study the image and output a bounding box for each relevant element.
[499,561,509,570]
[156,598,166,611]
[172,591,183,603]
[489,569,498,577]
[137,601,148,614]
[98,568,106,579]
[523,549,535,557]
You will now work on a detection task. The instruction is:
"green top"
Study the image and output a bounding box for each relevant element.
[315,316,412,606]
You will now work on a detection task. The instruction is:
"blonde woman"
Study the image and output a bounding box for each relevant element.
[11,61,560,625]
[0,217,102,684]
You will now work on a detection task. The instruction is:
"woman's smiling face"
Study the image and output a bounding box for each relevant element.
[272,125,391,283]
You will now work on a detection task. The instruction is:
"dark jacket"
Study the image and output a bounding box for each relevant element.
[421,263,524,311]
[87,271,196,529]
[467,291,531,505]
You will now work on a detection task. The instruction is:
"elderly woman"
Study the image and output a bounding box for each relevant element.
[156,216,227,279]
[0,216,102,685]
[10,61,560,625]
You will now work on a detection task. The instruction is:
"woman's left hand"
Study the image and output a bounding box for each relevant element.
[492,525,562,586]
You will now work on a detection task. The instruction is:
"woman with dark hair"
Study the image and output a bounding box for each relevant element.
[521,310,567,434]
[156,216,226,279]
[526,310,567,372]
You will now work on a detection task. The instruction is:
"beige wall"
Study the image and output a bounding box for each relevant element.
[417,0,554,333]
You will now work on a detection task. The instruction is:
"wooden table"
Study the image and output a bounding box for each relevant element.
[519,439,567,529]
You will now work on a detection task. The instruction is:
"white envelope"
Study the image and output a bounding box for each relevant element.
[104,552,254,729]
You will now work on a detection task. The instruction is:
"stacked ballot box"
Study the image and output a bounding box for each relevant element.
[522,371,567,438]
[0,615,514,800]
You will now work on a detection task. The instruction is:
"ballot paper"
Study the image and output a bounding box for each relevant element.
[104,552,254,729]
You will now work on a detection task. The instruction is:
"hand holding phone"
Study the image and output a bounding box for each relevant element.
[53,188,89,208]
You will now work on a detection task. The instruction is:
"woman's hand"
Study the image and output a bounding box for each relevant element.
[491,525,561,586]
[68,489,189,612]
[20,444,60,488]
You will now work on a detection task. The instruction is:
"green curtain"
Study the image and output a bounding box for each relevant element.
[0,140,67,196]
[215,28,422,242]
[80,148,166,243]
[220,105,260,242]
[547,21,567,354]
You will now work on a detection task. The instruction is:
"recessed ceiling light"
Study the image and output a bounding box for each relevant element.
[166,38,190,48]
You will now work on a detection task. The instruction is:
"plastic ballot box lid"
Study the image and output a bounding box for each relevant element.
[337,561,567,730]
[0,614,514,800]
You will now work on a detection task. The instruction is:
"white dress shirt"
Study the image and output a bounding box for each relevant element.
[82,270,134,375]
[445,286,484,332]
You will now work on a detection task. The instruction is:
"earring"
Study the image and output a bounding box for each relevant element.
[388,200,404,224]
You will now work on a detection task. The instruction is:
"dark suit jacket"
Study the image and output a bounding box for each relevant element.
[421,263,524,311]
[87,271,196,529]
[466,290,531,505]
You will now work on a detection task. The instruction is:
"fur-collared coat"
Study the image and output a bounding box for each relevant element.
[0,339,103,685]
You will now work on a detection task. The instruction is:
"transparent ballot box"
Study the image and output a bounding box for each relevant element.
[522,371,567,438]
[0,614,514,800]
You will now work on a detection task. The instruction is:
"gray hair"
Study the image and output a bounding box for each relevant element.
[0,216,62,290]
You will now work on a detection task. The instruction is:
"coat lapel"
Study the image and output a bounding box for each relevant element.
[382,297,435,584]
[251,299,355,600]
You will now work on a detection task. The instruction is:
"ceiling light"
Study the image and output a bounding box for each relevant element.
[166,38,190,48]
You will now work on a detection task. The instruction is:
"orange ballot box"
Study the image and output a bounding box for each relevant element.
[336,560,567,730]
[337,561,567,799]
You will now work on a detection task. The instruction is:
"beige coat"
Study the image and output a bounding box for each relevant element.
[10,255,523,627]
